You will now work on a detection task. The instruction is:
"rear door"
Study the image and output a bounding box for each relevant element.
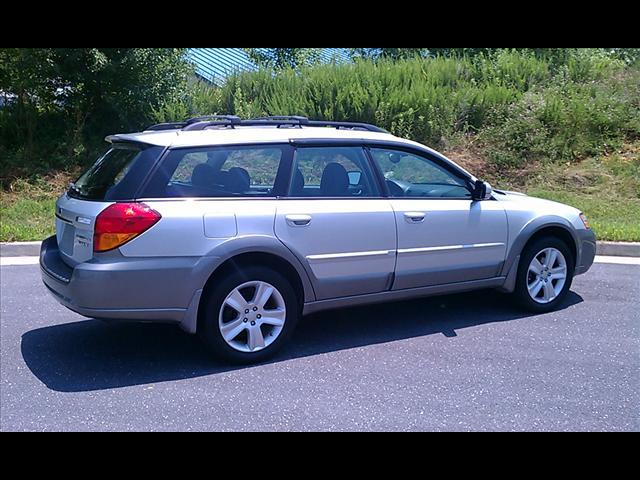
[55,143,163,265]
[275,146,396,300]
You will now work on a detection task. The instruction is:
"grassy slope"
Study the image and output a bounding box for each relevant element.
[0,172,74,242]
[452,141,640,242]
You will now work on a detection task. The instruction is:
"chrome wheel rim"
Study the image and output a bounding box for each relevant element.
[218,281,286,353]
[527,247,567,304]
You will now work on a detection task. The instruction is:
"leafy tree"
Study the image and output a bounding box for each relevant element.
[349,48,429,60]
[0,48,192,175]
[243,48,323,70]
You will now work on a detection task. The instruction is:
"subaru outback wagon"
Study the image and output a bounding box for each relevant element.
[40,115,596,363]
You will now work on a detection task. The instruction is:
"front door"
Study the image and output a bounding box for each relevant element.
[368,147,508,290]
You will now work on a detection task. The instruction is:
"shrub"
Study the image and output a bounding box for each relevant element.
[483,69,640,166]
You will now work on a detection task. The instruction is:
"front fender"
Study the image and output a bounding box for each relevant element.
[501,215,580,278]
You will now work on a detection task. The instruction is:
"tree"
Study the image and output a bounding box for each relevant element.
[243,48,322,70]
[0,48,193,174]
[349,48,429,61]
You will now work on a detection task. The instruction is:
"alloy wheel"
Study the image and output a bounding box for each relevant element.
[218,280,286,353]
[526,247,568,304]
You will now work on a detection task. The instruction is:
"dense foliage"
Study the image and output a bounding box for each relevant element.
[2,48,639,183]
[0,48,192,180]
[154,48,640,168]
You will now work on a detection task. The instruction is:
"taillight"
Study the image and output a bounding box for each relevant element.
[94,202,161,252]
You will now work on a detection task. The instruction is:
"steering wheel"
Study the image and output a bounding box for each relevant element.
[386,179,410,197]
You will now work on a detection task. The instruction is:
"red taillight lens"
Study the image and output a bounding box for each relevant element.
[94,202,161,252]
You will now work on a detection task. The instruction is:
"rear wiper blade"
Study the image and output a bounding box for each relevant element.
[68,182,83,195]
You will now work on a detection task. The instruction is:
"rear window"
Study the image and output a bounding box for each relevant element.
[68,144,163,201]
[142,145,288,198]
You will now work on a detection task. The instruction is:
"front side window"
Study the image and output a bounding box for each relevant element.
[149,146,285,198]
[370,148,471,198]
[290,146,380,197]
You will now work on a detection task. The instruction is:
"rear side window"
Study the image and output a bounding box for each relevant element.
[144,145,287,198]
[290,146,380,197]
[69,144,163,201]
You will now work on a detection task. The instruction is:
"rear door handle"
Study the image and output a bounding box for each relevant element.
[285,214,312,227]
[404,212,426,223]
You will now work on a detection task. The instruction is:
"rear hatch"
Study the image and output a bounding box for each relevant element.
[56,142,164,266]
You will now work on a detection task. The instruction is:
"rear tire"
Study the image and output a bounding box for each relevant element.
[198,266,300,364]
[513,236,575,313]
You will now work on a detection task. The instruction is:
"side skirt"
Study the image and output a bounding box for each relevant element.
[303,277,506,315]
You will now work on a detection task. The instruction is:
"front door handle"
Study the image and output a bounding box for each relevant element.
[404,212,426,223]
[285,214,312,227]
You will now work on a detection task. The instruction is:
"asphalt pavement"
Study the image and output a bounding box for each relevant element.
[1,262,638,431]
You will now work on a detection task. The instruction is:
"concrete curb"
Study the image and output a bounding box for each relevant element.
[1,241,42,257]
[1,239,640,258]
[596,241,640,258]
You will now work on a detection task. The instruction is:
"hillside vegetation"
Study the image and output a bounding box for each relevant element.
[1,49,639,241]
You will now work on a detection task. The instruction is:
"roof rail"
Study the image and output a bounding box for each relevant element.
[182,115,242,131]
[243,116,387,133]
[306,120,387,133]
[145,121,188,131]
[145,115,242,132]
[145,115,388,133]
[251,116,309,124]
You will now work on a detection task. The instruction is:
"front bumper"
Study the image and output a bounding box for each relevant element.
[40,236,205,330]
[575,228,597,275]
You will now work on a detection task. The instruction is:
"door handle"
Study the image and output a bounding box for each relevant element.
[285,214,312,227]
[404,212,426,223]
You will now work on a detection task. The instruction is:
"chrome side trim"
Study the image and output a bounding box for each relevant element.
[397,242,505,255]
[306,250,394,261]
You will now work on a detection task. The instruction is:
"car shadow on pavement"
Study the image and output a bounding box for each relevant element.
[21,289,583,392]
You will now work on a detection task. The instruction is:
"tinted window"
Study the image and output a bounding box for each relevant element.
[69,146,142,200]
[153,146,285,198]
[370,148,471,198]
[290,147,380,197]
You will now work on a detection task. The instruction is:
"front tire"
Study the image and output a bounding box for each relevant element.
[198,266,300,364]
[513,236,575,313]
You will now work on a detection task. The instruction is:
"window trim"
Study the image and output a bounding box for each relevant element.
[135,139,478,202]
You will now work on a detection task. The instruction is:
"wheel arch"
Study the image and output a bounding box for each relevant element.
[502,218,579,278]
[194,245,315,335]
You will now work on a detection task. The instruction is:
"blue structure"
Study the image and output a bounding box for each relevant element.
[187,48,351,85]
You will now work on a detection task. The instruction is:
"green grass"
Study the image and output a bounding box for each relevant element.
[525,189,640,242]
[1,195,56,242]
[0,173,71,242]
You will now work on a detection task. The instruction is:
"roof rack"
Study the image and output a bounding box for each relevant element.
[145,115,387,133]
[242,116,388,133]
[182,115,242,131]
[145,115,242,132]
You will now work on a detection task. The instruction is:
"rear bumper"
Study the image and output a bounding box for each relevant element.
[575,228,597,275]
[40,236,205,331]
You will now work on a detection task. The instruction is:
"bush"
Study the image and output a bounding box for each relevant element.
[483,69,640,166]
[0,48,192,181]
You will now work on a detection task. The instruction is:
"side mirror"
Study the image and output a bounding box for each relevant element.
[472,180,493,200]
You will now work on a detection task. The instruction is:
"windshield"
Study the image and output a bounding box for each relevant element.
[69,145,143,200]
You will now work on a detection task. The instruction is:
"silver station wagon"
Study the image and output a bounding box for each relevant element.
[40,115,596,363]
